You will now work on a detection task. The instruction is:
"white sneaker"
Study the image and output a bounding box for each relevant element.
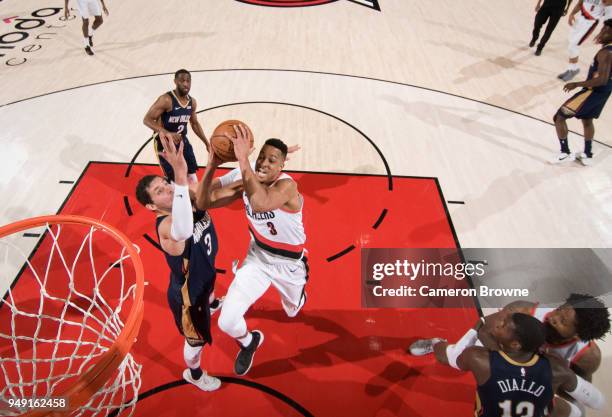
[183,368,221,391]
[575,152,593,166]
[408,337,446,356]
[549,152,575,164]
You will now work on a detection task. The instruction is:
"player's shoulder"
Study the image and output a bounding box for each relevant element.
[462,346,490,363]
[156,214,172,237]
[274,176,298,192]
[157,92,173,106]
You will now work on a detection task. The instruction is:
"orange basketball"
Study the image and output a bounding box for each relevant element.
[210,120,254,162]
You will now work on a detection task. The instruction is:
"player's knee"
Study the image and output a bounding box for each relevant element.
[568,43,579,58]
[183,341,202,369]
[218,308,238,335]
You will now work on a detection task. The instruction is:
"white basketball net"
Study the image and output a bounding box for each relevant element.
[0,221,142,416]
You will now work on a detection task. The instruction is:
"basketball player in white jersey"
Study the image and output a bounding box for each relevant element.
[558,0,612,80]
[64,0,108,56]
[409,293,610,416]
[196,125,308,376]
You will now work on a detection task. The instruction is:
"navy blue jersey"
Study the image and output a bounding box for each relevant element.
[156,209,218,306]
[475,351,553,417]
[161,91,192,139]
[587,44,612,94]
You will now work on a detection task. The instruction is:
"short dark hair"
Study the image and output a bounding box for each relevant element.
[264,138,288,158]
[175,69,190,79]
[605,19,612,28]
[511,313,546,353]
[135,175,159,206]
[566,293,611,341]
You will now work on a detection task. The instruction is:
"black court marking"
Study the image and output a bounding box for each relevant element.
[434,178,483,317]
[327,245,356,262]
[59,180,75,184]
[124,136,154,178]
[197,101,393,191]
[372,208,387,229]
[108,376,314,417]
[143,234,162,251]
[124,196,133,216]
[447,200,465,205]
[1,69,608,147]
[22,233,41,238]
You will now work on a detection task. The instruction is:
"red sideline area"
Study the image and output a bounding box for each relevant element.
[4,162,479,417]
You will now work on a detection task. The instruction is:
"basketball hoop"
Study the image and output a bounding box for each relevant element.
[0,215,145,417]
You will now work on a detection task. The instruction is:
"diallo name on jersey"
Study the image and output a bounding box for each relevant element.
[497,378,547,398]
[168,115,191,123]
[245,204,276,220]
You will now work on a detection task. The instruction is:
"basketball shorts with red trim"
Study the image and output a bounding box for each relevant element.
[558,88,610,120]
[227,241,309,317]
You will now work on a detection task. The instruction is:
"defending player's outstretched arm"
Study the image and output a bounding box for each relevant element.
[195,148,243,210]
[156,136,193,255]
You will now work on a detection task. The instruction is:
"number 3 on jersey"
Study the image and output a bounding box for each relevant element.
[204,233,212,255]
[266,222,278,236]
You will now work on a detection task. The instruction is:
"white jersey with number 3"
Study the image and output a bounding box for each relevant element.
[243,173,306,261]
[582,0,607,19]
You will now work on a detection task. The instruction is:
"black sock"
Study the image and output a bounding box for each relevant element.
[190,367,203,380]
[559,138,570,154]
[584,140,592,157]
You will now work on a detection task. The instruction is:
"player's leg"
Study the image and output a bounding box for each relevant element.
[559,18,597,81]
[571,91,608,166]
[153,135,176,182]
[182,340,221,391]
[182,138,199,184]
[552,110,574,164]
[273,257,309,318]
[88,0,103,47]
[550,89,594,163]
[218,257,270,375]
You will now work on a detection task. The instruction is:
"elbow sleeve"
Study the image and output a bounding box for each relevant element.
[568,376,606,410]
[170,184,193,241]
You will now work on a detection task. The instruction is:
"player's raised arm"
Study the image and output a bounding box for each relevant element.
[195,149,242,210]
[156,136,193,255]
